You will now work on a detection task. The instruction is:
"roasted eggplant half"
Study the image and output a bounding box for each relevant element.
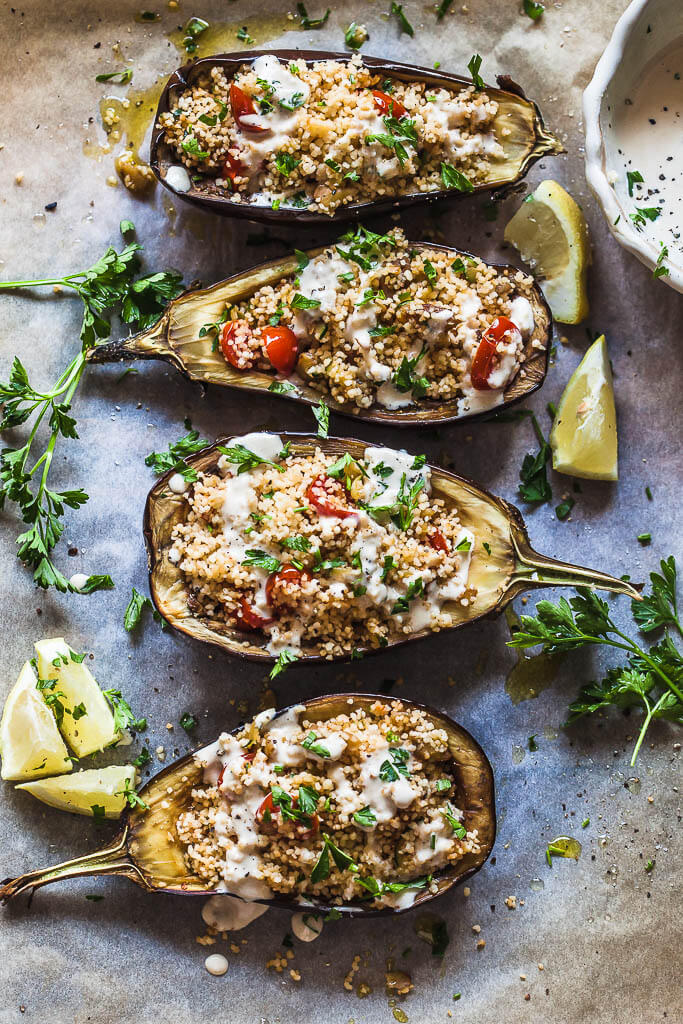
[150,49,562,224]
[143,433,640,664]
[88,239,552,428]
[0,694,495,917]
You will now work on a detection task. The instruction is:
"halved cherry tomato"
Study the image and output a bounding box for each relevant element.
[255,791,319,835]
[372,89,407,120]
[305,475,358,519]
[235,595,274,631]
[242,751,256,762]
[229,82,266,132]
[428,529,449,554]
[262,325,298,374]
[265,563,312,606]
[220,321,242,368]
[470,316,521,391]
[222,151,247,184]
[216,764,226,787]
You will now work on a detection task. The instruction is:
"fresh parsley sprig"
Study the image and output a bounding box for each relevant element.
[145,428,208,482]
[508,562,682,764]
[0,232,183,591]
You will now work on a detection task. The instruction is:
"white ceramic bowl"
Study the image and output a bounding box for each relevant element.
[583,0,683,292]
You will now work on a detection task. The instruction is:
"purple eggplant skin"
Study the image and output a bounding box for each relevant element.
[150,50,562,224]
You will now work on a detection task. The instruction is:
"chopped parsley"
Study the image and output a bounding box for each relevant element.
[626,169,644,196]
[313,398,329,438]
[116,777,149,812]
[556,497,575,520]
[629,207,661,229]
[436,0,454,19]
[268,379,298,395]
[441,803,467,837]
[216,443,286,475]
[296,3,330,29]
[311,834,358,882]
[381,555,396,582]
[467,54,484,90]
[242,550,281,572]
[391,576,423,613]
[269,650,299,680]
[441,162,474,192]
[236,26,254,44]
[181,136,208,160]
[102,689,147,733]
[302,731,332,758]
[423,259,437,285]
[179,712,198,732]
[390,2,414,36]
[344,22,368,50]
[523,0,545,19]
[291,292,321,310]
[379,747,411,782]
[353,805,377,827]
[95,68,133,85]
[653,242,670,279]
[275,152,301,177]
[393,345,429,400]
[365,116,418,168]
[145,428,208,482]
[436,778,452,791]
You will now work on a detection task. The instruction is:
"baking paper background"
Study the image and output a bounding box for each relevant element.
[0,1,681,1022]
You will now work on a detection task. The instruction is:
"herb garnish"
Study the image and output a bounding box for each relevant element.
[626,169,643,196]
[145,429,208,482]
[365,116,418,167]
[391,577,424,614]
[313,398,329,438]
[217,443,286,475]
[390,2,414,36]
[269,650,299,680]
[393,346,429,399]
[242,550,281,572]
[268,380,298,395]
[353,805,377,827]
[440,163,474,192]
[275,152,301,177]
[96,68,133,84]
[357,874,430,897]
[180,712,198,733]
[379,747,411,780]
[182,16,209,54]
[509,562,682,765]
[302,731,332,758]
[441,803,467,837]
[181,135,209,160]
[467,54,484,90]
[291,292,321,310]
[336,225,396,272]
[311,834,358,882]
[102,689,147,733]
[124,587,166,632]
[0,232,182,591]
[116,777,149,811]
[653,242,669,280]
[296,3,330,28]
[523,0,545,19]
[436,0,454,19]
[236,26,254,44]
[629,207,661,229]
[344,22,367,50]
[132,747,152,768]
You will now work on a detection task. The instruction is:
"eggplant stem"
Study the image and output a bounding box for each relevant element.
[509,526,642,602]
[86,314,171,366]
[0,828,143,903]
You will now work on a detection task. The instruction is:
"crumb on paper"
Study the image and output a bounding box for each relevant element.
[476,939,486,950]
[505,896,517,910]
[344,954,362,991]
[472,924,481,933]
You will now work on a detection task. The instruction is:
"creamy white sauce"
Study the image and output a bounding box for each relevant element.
[168,472,189,494]
[296,254,349,318]
[262,705,306,767]
[204,953,229,976]
[236,56,310,171]
[291,911,324,942]
[362,447,430,508]
[217,432,284,564]
[165,164,191,192]
[508,295,535,337]
[358,747,419,824]
[202,893,269,932]
[68,573,90,592]
[376,380,414,409]
[307,732,347,762]
[611,40,683,258]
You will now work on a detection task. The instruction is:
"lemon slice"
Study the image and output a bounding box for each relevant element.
[34,638,119,756]
[504,179,591,324]
[549,335,618,480]
[0,661,73,781]
[16,764,136,818]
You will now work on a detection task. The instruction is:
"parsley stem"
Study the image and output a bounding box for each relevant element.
[629,691,668,767]
[0,273,84,290]
[610,626,683,701]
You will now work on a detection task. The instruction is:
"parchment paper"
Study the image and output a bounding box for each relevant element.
[0,2,681,1023]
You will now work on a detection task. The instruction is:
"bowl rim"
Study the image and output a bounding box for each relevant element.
[582,0,683,292]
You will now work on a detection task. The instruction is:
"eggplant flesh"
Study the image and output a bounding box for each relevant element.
[150,50,562,224]
[143,434,641,664]
[0,694,495,917]
[87,241,553,428]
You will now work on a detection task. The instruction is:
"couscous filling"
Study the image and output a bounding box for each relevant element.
[158,53,506,215]
[176,700,480,908]
[204,227,539,415]
[168,434,476,658]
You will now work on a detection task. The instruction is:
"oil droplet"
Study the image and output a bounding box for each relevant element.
[512,744,526,765]
[598,833,610,849]
[167,14,297,58]
[98,80,166,163]
[32,212,46,228]
[604,864,618,882]
[542,726,558,741]
[504,607,563,703]
[611,770,625,785]
[548,836,582,860]
[393,1011,409,1023]
[625,776,641,794]
[529,877,545,892]
[414,913,448,955]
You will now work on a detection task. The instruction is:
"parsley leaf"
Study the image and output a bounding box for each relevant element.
[96,68,133,84]
[123,587,166,633]
[116,777,149,811]
[523,0,545,20]
[242,550,282,572]
[236,26,254,44]
[302,731,331,758]
[353,805,377,827]
[467,54,484,90]
[313,398,330,438]
[145,429,208,482]
[269,649,299,680]
[217,443,285,475]
[102,689,146,733]
[379,747,411,780]
[440,162,474,192]
[632,557,681,634]
[390,2,414,36]
[296,3,330,29]
[275,152,301,177]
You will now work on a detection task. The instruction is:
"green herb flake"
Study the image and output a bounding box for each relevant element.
[236,26,254,44]
[523,0,545,20]
[180,712,198,733]
[269,650,299,680]
[296,3,330,28]
[95,68,133,85]
[390,2,414,36]
[626,169,643,196]
[467,53,484,90]
[556,497,575,520]
[581,817,590,829]
[313,398,330,438]
[441,162,474,192]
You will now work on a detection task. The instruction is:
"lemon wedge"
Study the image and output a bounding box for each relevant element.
[549,335,618,481]
[16,764,137,818]
[0,661,73,781]
[504,179,591,324]
[34,638,119,756]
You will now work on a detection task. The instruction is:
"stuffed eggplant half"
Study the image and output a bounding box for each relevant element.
[0,695,495,918]
[150,50,561,223]
[88,229,552,427]
[144,433,640,663]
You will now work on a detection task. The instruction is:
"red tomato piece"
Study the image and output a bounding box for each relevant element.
[305,475,358,519]
[235,596,274,631]
[220,321,242,369]
[265,564,312,606]
[255,792,275,823]
[428,529,449,554]
[216,764,226,788]
[242,751,256,762]
[255,791,319,835]
[229,82,266,132]
[372,89,407,120]
[222,151,247,184]
[262,325,298,374]
[470,316,521,391]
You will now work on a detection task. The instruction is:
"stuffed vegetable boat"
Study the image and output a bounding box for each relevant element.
[143,432,640,663]
[1,695,495,917]
[88,228,552,426]
[150,49,561,222]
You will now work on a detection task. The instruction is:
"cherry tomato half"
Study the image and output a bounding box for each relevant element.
[262,325,298,375]
[305,475,358,519]
[222,151,248,184]
[235,596,274,631]
[428,529,449,554]
[372,90,407,120]
[220,321,242,368]
[229,83,266,132]
[470,316,521,391]
[265,563,312,606]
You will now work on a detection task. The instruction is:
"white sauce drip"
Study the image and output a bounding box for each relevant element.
[202,893,269,932]
[204,953,229,976]
[237,56,310,171]
[68,573,90,592]
[291,911,324,942]
[165,164,192,192]
[168,472,189,494]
